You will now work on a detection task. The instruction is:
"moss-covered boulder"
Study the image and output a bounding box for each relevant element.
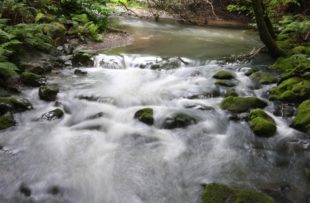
[251,71,277,85]
[269,77,310,103]
[224,89,238,97]
[134,108,154,125]
[20,71,46,87]
[220,96,267,113]
[291,100,310,135]
[249,109,277,137]
[0,96,32,112]
[150,57,182,70]
[213,71,235,80]
[39,85,59,101]
[0,112,16,130]
[271,54,310,73]
[245,68,259,76]
[41,109,64,120]
[162,113,197,129]
[202,183,274,203]
[72,50,94,67]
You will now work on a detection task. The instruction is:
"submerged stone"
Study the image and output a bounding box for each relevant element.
[249,109,277,137]
[0,96,32,112]
[39,85,59,101]
[162,113,196,129]
[202,183,274,203]
[0,112,15,130]
[19,183,31,197]
[220,96,267,113]
[20,71,46,87]
[291,100,310,135]
[213,70,235,80]
[134,108,154,125]
[41,108,64,120]
[74,69,87,76]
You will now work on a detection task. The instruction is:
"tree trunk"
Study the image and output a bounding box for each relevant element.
[252,0,285,58]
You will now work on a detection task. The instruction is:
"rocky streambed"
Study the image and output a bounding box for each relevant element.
[0,17,309,203]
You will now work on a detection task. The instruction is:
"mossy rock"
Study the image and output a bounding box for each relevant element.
[20,71,46,87]
[291,100,310,135]
[220,96,267,113]
[271,54,310,73]
[134,108,154,125]
[215,80,237,87]
[162,113,196,129]
[249,109,277,137]
[213,71,235,80]
[202,183,274,203]
[41,109,64,120]
[269,77,310,103]
[245,68,259,76]
[39,85,59,101]
[224,89,238,97]
[0,112,16,130]
[251,72,277,85]
[72,50,94,67]
[0,96,32,112]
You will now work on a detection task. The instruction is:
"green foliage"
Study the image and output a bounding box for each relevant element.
[0,62,19,78]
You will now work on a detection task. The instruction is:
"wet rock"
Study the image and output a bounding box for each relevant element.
[150,57,182,70]
[215,80,237,87]
[251,71,278,85]
[76,95,115,104]
[220,96,267,113]
[202,183,274,203]
[291,100,310,135]
[262,183,293,203]
[39,85,59,101]
[74,69,87,76]
[269,77,310,103]
[134,108,154,125]
[0,96,32,112]
[213,70,235,80]
[0,112,16,130]
[72,50,94,67]
[184,104,215,111]
[249,109,277,137]
[41,109,64,120]
[20,71,46,87]
[162,113,197,129]
[0,88,10,97]
[19,183,31,197]
[305,159,310,181]
[86,112,105,120]
[47,186,60,195]
[20,62,52,75]
[273,103,295,117]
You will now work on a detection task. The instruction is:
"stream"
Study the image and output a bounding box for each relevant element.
[0,17,309,203]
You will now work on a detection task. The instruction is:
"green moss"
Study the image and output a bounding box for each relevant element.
[249,109,277,137]
[72,50,94,67]
[134,108,154,125]
[0,112,15,130]
[271,54,310,73]
[291,100,310,135]
[251,72,277,85]
[292,46,310,55]
[215,80,237,87]
[225,89,238,97]
[39,85,59,101]
[0,96,32,112]
[202,183,274,203]
[213,71,235,80]
[269,77,310,103]
[20,71,46,87]
[245,68,259,76]
[220,96,267,113]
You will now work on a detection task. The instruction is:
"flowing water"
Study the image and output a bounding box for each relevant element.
[0,18,309,203]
